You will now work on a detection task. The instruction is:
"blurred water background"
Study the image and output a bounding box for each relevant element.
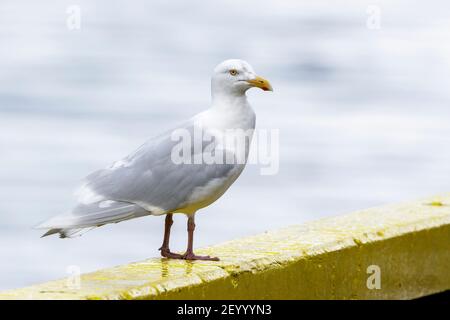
[1,0,450,290]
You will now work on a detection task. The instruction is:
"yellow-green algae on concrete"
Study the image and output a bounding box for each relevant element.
[1,194,449,300]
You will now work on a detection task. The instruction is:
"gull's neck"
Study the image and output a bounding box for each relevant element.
[212,94,248,111]
[201,91,255,132]
[201,82,255,131]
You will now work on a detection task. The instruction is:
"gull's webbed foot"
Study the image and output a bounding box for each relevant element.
[159,247,183,259]
[182,252,220,261]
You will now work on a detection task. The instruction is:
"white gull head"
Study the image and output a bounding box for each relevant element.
[211,59,273,102]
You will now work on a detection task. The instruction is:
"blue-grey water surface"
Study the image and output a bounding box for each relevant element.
[1,0,450,290]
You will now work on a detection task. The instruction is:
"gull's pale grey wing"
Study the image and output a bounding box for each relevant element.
[37,200,148,229]
[77,119,237,216]
[37,119,238,238]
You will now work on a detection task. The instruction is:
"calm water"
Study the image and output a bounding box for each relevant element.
[1,0,450,290]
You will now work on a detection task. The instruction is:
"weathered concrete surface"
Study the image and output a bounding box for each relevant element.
[1,194,449,300]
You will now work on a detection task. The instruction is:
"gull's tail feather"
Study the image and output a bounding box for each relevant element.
[41,227,96,238]
[36,200,150,238]
[41,229,61,238]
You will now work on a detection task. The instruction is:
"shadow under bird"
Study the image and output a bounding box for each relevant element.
[36,59,273,261]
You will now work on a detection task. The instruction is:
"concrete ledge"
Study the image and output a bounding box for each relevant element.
[1,194,449,300]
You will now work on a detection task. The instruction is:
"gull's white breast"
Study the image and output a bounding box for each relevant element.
[174,103,256,214]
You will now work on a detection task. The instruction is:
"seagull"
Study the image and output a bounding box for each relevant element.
[36,59,273,261]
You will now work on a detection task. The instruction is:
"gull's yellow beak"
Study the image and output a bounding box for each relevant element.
[246,76,273,91]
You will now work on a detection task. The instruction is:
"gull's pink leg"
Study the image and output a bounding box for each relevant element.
[159,213,183,259]
[182,215,219,261]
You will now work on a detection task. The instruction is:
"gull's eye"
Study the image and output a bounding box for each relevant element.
[229,69,238,76]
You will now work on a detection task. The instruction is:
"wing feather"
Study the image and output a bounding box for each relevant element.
[79,119,236,214]
[37,117,239,237]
